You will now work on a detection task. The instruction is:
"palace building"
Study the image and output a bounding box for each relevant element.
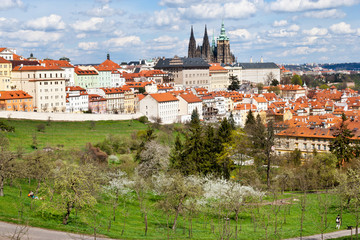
[188,22,235,65]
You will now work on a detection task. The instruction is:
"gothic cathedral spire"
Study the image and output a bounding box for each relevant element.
[188,26,197,58]
[201,25,211,62]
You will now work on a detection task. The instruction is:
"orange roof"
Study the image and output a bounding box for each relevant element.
[88,94,106,102]
[40,60,74,68]
[12,65,62,71]
[0,57,11,64]
[137,94,145,101]
[0,48,6,52]
[66,86,86,91]
[150,93,178,102]
[98,59,120,69]
[13,53,24,60]
[0,90,32,100]
[179,93,202,103]
[74,67,98,75]
[253,97,267,103]
[279,85,305,91]
[234,104,257,111]
[209,63,227,72]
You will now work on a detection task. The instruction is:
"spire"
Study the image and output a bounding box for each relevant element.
[188,25,197,58]
[201,25,211,62]
[218,20,229,41]
[107,53,110,60]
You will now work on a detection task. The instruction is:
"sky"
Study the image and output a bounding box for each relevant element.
[0,0,360,64]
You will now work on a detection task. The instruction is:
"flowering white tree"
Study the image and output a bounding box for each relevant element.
[152,172,203,232]
[137,140,170,178]
[104,170,134,233]
[202,177,264,240]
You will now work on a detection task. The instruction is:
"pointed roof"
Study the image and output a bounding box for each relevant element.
[218,21,229,41]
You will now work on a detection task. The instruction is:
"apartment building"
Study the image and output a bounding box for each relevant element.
[0,90,33,112]
[0,57,12,90]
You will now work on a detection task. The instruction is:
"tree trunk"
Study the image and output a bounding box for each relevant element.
[0,175,4,197]
[235,211,239,240]
[144,212,148,236]
[62,202,73,225]
[172,196,185,231]
[266,155,271,189]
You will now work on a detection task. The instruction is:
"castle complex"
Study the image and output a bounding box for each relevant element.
[188,22,235,65]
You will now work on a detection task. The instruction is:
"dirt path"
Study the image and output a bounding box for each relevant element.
[284,228,359,240]
[0,221,117,240]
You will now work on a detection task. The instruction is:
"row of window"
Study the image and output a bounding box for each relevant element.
[29,73,63,79]
[185,80,208,85]
[39,81,63,85]
[39,88,64,92]
[7,99,30,103]
[185,73,208,78]
[40,95,63,100]
[0,71,8,75]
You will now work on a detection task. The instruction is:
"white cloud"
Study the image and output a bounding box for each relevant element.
[228,29,252,40]
[0,0,23,10]
[76,33,86,39]
[0,17,18,30]
[282,46,327,56]
[104,36,141,47]
[26,14,65,30]
[178,1,257,19]
[288,24,300,31]
[151,9,180,27]
[78,42,99,50]
[6,30,62,42]
[270,0,359,12]
[85,4,119,17]
[303,27,328,36]
[273,20,288,27]
[330,22,355,34]
[357,29,360,36]
[71,17,104,31]
[303,9,346,18]
[153,36,179,43]
[268,29,297,37]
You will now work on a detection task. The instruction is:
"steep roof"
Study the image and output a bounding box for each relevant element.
[209,63,227,72]
[0,57,11,64]
[12,65,62,71]
[179,93,202,103]
[155,57,210,69]
[40,60,74,68]
[98,59,120,69]
[150,93,179,102]
[74,67,98,75]
[237,62,279,69]
[0,90,32,100]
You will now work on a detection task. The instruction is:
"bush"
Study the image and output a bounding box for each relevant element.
[108,155,120,164]
[138,116,149,124]
[0,121,15,132]
[37,124,46,132]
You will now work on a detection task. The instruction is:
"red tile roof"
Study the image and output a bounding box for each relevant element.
[0,57,11,63]
[150,93,178,102]
[179,93,202,103]
[98,59,120,69]
[74,67,98,75]
[40,60,74,68]
[0,90,32,100]
[66,86,86,91]
[12,65,62,71]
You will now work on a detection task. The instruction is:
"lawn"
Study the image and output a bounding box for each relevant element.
[0,182,357,240]
[1,118,148,152]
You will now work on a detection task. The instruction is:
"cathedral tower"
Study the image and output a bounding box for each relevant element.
[188,26,197,58]
[217,21,233,65]
[201,25,211,62]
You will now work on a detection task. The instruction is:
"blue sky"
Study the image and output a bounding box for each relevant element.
[0,0,359,64]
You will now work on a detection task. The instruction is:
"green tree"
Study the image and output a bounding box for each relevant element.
[228,75,240,91]
[270,79,279,86]
[245,110,256,129]
[291,74,303,86]
[138,87,146,94]
[190,108,200,126]
[41,163,103,225]
[330,113,354,167]
[228,112,236,130]
[59,56,70,62]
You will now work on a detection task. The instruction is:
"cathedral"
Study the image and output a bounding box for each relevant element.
[188,22,235,65]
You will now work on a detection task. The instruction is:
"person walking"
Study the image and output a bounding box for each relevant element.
[336,214,341,229]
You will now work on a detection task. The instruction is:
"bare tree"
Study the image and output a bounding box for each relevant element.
[0,133,15,197]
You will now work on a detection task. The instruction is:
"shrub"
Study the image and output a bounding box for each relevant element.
[0,121,15,132]
[108,155,120,164]
[37,123,46,132]
[138,116,149,124]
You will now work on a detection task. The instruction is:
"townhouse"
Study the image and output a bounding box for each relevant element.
[74,67,99,88]
[11,65,67,112]
[0,57,12,90]
[139,92,179,124]
[65,86,89,113]
[0,90,33,112]
[177,93,203,122]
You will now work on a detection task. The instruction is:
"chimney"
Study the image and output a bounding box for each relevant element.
[250,57,253,63]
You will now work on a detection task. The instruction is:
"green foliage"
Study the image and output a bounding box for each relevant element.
[228,75,240,91]
[95,134,129,155]
[319,84,330,89]
[36,124,46,132]
[290,148,302,166]
[190,108,200,126]
[138,87,146,94]
[138,116,148,124]
[245,110,256,128]
[270,79,279,86]
[329,114,354,166]
[0,121,15,132]
[291,74,303,86]
[268,86,280,95]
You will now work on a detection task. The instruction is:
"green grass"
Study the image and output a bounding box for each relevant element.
[0,182,358,240]
[2,118,147,151]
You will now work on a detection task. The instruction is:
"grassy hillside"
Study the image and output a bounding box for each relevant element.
[1,118,147,151]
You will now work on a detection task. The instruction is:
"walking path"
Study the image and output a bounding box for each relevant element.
[0,111,143,122]
[285,228,359,240]
[0,221,117,240]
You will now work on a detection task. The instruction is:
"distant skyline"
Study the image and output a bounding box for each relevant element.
[0,0,359,64]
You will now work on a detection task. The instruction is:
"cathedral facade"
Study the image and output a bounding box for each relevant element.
[188,22,235,65]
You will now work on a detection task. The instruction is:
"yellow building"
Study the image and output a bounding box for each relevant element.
[0,57,12,90]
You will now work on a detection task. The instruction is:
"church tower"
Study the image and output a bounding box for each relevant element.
[201,25,211,62]
[188,26,197,58]
[216,21,233,65]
